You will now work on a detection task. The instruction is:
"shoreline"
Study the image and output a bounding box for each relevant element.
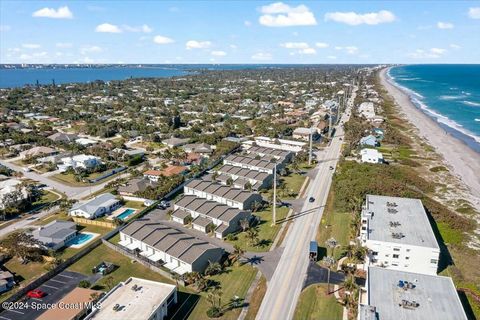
[379,67,480,207]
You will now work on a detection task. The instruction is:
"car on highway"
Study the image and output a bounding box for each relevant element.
[27,289,46,298]
[309,197,315,203]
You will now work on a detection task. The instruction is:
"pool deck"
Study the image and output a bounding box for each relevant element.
[68,231,100,249]
[107,207,138,221]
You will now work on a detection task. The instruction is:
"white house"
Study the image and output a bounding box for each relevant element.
[360,195,440,275]
[58,154,102,172]
[358,102,376,119]
[292,127,319,142]
[69,193,121,219]
[243,136,306,154]
[119,220,224,275]
[360,148,383,164]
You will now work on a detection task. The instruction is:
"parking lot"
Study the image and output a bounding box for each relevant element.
[0,271,88,320]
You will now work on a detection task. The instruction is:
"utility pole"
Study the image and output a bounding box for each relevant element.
[308,129,313,165]
[272,162,277,226]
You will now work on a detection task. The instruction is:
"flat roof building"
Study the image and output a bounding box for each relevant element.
[359,267,467,320]
[360,195,440,275]
[86,277,177,320]
[38,287,100,320]
[243,136,306,154]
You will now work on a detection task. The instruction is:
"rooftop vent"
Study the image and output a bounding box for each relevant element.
[386,201,398,207]
[398,280,416,290]
[387,208,398,214]
[399,300,419,309]
[389,221,401,227]
[391,232,405,239]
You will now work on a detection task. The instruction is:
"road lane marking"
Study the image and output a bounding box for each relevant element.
[5,309,24,315]
[50,279,66,284]
[57,274,74,279]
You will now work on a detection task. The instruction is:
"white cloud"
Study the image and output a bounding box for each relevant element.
[22,43,41,49]
[450,44,461,49]
[325,10,395,26]
[56,42,73,48]
[83,57,95,63]
[437,22,454,29]
[327,55,337,59]
[230,44,238,49]
[211,51,227,56]
[186,40,212,49]
[244,20,252,27]
[251,52,272,60]
[80,45,102,55]
[259,2,317,27]
[280,42,309,49]
[32,6,73,19]
[408,48,447,59]
[19,54,31,60]
[335,46,358,54]
[468,7,480,19]
[315,42,329,48]
[95,23,122,33]
[0,25,11,32]
[123,24,153,33]
[153,35,174,44]
[300,48,316,55]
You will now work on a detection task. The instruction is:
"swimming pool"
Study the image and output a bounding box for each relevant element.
[69,233,94,245]
[117,208,136,220]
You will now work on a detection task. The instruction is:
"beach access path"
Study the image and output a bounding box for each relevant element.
[380,67,480,209]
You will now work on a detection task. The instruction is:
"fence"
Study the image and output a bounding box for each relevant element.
[102,239,184,286]
[72,217,116,229]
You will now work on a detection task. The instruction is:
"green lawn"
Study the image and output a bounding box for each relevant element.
[67,244,173,290]
[316,191,352,260]
[123,200,145,210]
[226,206,289,252]
[185,264,258,320]
[293,284,343,320]
[279,173,307,200]
[437,222,464,245]
[51,172,90,186]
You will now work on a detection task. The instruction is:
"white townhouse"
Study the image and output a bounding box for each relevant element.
[360,195,440,276]
[360,148,383,164]
[58,154,102,172]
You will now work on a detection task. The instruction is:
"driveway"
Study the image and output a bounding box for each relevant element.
[303,262,345,289]
[0,271,91,320]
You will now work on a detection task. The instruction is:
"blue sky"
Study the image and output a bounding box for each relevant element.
[1,1,479,64]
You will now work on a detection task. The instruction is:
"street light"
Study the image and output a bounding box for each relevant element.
[322,255,335,294]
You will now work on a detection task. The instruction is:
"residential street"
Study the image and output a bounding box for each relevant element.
[256,87,356,320]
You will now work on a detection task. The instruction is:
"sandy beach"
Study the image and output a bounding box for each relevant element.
[380,67,480,207]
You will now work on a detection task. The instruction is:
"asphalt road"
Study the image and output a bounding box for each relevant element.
[256,86,356,320]
[0,271,88,320]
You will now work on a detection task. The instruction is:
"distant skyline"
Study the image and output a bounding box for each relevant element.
[1,1,479,64]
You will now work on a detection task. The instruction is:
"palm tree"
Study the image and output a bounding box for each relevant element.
[206,288,223,317]
[228,245,245,266]
[205,261,222,276]
[239,218,250,232]
[343,274,358,293]
[246,227,259,246]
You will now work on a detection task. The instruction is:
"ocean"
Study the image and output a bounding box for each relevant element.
[0,64,293,88]
[388,64,480,152]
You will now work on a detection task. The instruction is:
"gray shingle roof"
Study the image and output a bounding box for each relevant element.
[70,193,119,216]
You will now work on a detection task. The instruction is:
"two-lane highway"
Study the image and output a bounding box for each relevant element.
[256,86,356,320]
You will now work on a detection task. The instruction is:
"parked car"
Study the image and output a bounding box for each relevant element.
[309,197,315,203]
[27,289,46,298]
[329,166,334,170]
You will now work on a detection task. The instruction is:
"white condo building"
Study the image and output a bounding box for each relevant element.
[360,195,440,275]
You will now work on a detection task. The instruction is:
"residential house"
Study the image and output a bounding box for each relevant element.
[245,136,306,154]
[118,178,157,197]
[47,132,78,143]
[360,135,379,147]
[119,220,224,274]
[163,137,189,148]
[223,154,276,174]
[0,178,28,210]
[360,148,383,164]
[58,154,102,172]
[31,220,78,251]
[19,146,57,159]
[292,127,320,142]
[143,166,188,182]
[360,195,440,275]
[69,193,121,219]
[173,195,251,238]
[182,143,213,156]
[244,146,293,164]
[184,179,263,210]
[214,164,273,191]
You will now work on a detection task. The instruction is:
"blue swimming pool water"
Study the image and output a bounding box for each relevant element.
[69,233,93,245]
[117,208,136,220]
